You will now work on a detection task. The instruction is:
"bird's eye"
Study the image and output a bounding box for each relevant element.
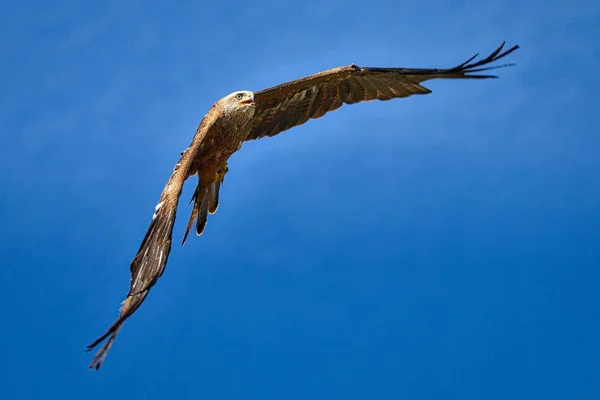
[236,93,243,100]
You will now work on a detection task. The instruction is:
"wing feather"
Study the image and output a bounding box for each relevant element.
[247,42,519,140]
[354,76,379,100]
[86,113,215,370]
[308,84,326,118]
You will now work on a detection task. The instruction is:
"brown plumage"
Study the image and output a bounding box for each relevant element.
[86,42,519,370]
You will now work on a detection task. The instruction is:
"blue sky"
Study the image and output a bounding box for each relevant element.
[1,0,599,398]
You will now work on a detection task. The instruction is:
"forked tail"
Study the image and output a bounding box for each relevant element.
[182,178,222,245]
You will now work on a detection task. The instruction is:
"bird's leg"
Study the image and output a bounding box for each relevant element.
[199,161,229,185]
[215,162,229,184]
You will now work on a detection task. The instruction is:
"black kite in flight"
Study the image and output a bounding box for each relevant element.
[86,42,519,369]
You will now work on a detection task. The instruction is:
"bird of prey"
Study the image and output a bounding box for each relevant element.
[86,42,519,369]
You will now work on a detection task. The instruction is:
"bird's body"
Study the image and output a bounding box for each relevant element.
[184,91,256,240]
[86,42,520,370]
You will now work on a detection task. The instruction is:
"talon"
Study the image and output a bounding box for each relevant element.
[216,164,229,181]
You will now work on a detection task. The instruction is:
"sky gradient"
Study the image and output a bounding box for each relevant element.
[1,0,599,399]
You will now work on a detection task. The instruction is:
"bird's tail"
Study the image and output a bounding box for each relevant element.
[183,182,207,245]
[85,291,148,370]
[182,176,223,245]
[207,180,221,215]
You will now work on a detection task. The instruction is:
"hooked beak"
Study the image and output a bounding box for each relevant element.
[239,97,255,107]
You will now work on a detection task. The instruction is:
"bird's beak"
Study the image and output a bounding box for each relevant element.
[240,96,255,107]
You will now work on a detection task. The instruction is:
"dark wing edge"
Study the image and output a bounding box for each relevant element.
[85,119,210,370]
[246,42,519,140]
[365,41,520,79]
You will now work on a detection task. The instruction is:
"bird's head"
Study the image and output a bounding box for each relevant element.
[219,91,255,115]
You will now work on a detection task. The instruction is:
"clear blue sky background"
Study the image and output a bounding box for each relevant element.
[1,0,598,398]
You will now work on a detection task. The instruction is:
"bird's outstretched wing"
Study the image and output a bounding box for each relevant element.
[247,42,519,140]
[85,114,214,370]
